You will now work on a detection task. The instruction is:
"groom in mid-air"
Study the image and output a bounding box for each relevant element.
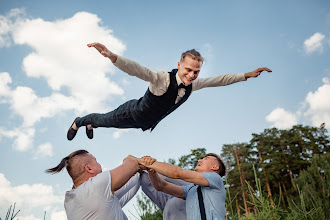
[67,42,272,140]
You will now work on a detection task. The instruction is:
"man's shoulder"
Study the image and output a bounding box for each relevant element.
[159,69,170,74]
[201,172,223,187]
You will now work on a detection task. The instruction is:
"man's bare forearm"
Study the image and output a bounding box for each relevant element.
[146,161,183,179]
[148,171,166,191]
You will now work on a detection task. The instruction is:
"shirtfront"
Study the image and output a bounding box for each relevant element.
[181,172,226,220]
[64,172,140,220]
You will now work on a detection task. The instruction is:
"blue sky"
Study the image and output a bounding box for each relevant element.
[0,0,329,219]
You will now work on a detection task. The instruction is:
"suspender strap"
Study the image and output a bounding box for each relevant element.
[197,186,207,220]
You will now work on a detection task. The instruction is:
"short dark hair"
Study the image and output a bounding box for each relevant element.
[205,153,226,177]
[181,49,204,63]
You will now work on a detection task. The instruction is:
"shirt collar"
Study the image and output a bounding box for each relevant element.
[175,73,186,86]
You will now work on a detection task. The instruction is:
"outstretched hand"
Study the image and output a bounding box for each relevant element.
[87,42,118,63]
[245,67,272,79]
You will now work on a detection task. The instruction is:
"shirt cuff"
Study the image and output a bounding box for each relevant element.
[238,73,247,81]
[113,55,124,68]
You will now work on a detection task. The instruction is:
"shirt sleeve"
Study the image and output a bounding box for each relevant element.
[90,171,113,201]
[201,172,223,190]
[181,183,195,200]
[114,55,169,87]
[192,73,246,91]
[115,173,141,207]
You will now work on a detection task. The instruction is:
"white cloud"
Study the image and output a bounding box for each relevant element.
[0,10,129,151]
[0,72,12,102]
[113,129,130,139]
[16,215,41,220]
[200,43,214,76]
[0,126,35,151]
[0,173,63,219]
[50,211,67,220]
[12,127,35,151]
[0,8,25,47]
[10,86,77,127]
[266,108,298,129]
[304,32,325,54]
[33,142,53,159]
[12,11,125,113]
[304,77,330,127]
[266,77,330,130]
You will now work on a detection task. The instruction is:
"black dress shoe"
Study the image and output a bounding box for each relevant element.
[86,126,93,139]
[67,117,80,141]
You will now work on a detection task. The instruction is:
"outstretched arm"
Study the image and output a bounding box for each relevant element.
[87,42,118,63]
[193,67,272,91]
[148,170,185,199]
[244,67,272,79]
[110,156,140,193]
[141,171,171,210]
[140,156,209,186]
[115,173,141,207]
[87,42,166,86]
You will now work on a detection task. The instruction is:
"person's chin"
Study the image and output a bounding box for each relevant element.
[184,80,193,85]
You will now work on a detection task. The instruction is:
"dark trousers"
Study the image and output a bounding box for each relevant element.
[75,100,145,129]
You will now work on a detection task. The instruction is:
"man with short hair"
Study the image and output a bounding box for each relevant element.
[46,150,141,220]
[67,42,272,140]
[135,153,227,220]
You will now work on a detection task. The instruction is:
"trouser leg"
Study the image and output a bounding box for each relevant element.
[75,100,141,129]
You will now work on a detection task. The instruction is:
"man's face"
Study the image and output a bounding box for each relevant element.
[177,56,202,85]
[89,154,102,175]
[194,156,219,173]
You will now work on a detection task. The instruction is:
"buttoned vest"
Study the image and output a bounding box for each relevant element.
[131,69,192,131]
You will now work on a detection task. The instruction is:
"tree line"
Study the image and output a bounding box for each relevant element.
[136,123,329,219]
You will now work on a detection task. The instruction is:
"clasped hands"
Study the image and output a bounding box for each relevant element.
[124,155,157,172]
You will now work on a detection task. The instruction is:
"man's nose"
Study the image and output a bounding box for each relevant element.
[189,72,195,78]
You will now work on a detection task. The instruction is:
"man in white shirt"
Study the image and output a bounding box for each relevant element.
[46,150,141,220]
[67,42,272,140]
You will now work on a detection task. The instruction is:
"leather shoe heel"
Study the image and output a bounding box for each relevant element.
[86,126,93,139]
[67,117,80,141]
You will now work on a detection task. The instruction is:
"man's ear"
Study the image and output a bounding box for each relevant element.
[85,164,93,174]
[177,61,180,69]
[211,165,219,172]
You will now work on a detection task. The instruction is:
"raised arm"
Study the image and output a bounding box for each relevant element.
[141,157,209,186]
[87,42,118,63]
[141,171,171,210]
[148,170,185,199]
[115,173,141,207]
[87,42,166,85]
[109,157,139,193]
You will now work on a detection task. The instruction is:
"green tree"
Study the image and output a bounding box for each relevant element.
[293,153,330,219]
[221,143,254,217]
[178,147,206,170]
[136,193,162,220]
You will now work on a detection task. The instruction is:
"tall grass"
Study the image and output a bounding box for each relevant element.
[0,203,20,220]
[225,166,326,220]
[1,204,47,220]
